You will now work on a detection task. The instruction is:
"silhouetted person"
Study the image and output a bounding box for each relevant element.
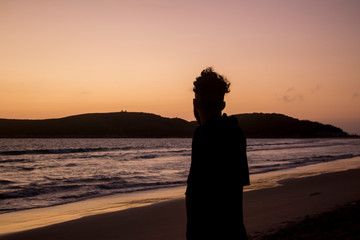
[186,67,250,239]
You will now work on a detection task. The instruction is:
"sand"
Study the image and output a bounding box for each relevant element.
[259,200,360,240]
[244,168,360,239]
[1,168,359,240]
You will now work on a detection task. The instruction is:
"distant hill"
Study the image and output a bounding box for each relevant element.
[234,113,349,138]
[0,112,350,138]
[0,112,197,138]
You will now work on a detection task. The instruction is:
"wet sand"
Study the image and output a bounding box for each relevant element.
[1,168,359,240]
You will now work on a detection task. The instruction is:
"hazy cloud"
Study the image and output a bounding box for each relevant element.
[352,93,359,100]
[285,87,294,93]
[283,94,303,103]
[281,87,303,103]
[142,0,174,10]
[311,84,322,92]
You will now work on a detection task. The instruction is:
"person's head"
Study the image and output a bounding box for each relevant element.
[193,67,230,124]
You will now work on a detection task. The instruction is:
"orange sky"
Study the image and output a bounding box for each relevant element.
[1,0,360,134]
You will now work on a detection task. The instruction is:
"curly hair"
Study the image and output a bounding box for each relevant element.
[193,67,230,111]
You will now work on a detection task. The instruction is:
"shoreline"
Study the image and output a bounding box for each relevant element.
[245,168,360,239]
[1,157,360,238]
[1,168,359,240]
[257,199,360,240]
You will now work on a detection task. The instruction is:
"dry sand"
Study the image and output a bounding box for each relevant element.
[1,169,359,240]
[259,199,360,240]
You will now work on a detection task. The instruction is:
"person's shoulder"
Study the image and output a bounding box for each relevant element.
[227,114,238,125]
[227,115,246,140]
[237,125,246,138]
[226,115,242,131]
[193,124,205,138]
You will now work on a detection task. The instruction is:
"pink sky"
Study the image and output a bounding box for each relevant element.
[1,0,359,134]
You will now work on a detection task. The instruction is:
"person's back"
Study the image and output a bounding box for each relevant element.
[186,68,250,239]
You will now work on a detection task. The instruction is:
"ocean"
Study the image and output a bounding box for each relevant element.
[1,138,360,214]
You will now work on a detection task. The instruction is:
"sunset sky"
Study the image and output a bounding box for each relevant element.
[1,0,359,134]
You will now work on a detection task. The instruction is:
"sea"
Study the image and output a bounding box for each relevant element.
[1,138,360,215]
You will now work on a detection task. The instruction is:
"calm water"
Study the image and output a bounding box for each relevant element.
[1,138,360,214]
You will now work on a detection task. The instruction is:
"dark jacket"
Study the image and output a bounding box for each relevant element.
[186,114,250,239]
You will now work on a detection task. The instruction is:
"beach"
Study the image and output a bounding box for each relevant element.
[1,161,359,240]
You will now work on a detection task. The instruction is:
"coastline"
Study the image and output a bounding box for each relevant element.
[1,157,360,239]
[245,168,360,239]
[258,199,360,240]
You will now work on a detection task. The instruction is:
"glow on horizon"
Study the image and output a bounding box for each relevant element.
[1,0,359,134]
